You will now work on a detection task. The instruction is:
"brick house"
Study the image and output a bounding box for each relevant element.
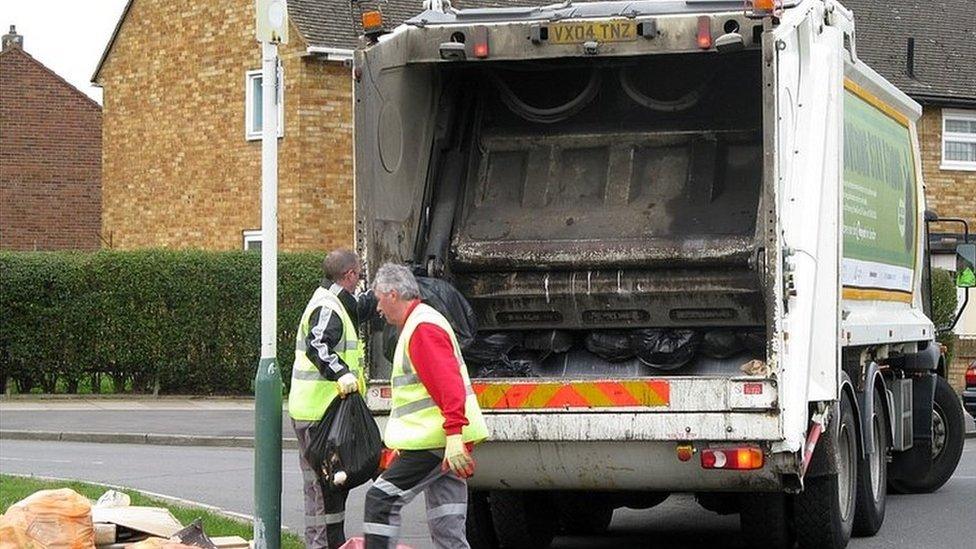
[92,0,362,252]
[846,0,976,389]
[92,0,520,253]
[0,26,102,251]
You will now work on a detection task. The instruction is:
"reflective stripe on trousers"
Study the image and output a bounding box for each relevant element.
[363,450,469,549]
[293,419,348,549]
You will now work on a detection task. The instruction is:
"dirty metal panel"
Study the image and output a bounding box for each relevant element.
[354,52,438,270]
[483,410,781,442]
[468,440,786,491]
[451,237,757,270]
[454,131,763,269]
[455,268,764,330]
[397,13,764,65]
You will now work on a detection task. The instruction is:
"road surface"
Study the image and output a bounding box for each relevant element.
[2,439,974,548]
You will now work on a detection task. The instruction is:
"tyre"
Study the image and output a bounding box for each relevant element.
[888,376,965,494]
[489,490,557,548]
[467,490,498,549]
[557,495,614,535]
[794,391,858,549]
[740,492,794,549]
[853,388,889,537]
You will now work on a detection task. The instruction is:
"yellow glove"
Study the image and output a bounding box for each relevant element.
[443,434,475,478]
[336,373,359,397]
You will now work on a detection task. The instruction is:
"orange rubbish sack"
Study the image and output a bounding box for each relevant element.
[0,488,95,549]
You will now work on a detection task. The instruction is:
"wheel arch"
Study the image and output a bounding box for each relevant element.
[842,373,865,461]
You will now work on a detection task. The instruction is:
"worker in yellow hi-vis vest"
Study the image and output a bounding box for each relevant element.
[363,263,488,549]
[288,249,374,549]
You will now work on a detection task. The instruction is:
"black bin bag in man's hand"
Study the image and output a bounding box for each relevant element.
[308,392,383,490]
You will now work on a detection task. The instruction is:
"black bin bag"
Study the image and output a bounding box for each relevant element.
[632,329,701,371]
[700,329,743,359]
[308,393,383,490]
[464,331,523,365]
[585,331,635,362]
[416,277,478,351]
[382,277,479,363]
[523,330,574,355]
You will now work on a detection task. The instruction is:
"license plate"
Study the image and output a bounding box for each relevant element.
[549,19,637,44]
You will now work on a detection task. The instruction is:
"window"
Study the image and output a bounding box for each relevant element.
[245,68,284,140]
[243,229,263,252]
[941,109,976,171]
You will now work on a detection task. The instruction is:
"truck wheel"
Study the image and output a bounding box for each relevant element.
[739,492,794,549]
[557,496,613,535]
[888,376,965,494]
[489,490,557,548]
[467,490,498,549]
[794,392,857,549]
[853,388,889,537]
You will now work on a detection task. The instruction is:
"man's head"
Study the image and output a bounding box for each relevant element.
[323,249,362,293]
[372,263,421,327]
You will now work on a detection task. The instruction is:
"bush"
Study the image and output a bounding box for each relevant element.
[931,267,958,363]
[0,250,323,395]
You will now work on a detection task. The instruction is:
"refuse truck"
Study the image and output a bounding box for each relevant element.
[351,1,972,547]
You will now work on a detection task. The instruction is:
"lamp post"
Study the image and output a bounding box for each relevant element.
[253,2,288,548]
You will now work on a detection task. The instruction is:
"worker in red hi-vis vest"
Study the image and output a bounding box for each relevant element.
[363,263,489,549]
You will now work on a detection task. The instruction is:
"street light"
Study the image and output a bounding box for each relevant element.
[253,1,288,548]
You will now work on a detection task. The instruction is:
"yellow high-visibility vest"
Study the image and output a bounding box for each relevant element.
[288,287,364,421]
[385,303,489,450]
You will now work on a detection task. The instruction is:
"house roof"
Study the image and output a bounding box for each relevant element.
[842,0,976,105]
[2,45,102,111]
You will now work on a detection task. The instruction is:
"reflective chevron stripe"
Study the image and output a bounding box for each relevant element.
[472,380,670,409]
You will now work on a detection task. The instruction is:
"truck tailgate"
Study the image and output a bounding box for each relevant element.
[367,377,781,441]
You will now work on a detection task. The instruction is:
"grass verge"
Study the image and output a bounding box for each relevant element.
[0,474,303,549]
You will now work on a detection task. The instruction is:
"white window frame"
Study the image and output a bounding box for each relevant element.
[940,108,976,171]
[245,68,284,141]
[243,229,263,251]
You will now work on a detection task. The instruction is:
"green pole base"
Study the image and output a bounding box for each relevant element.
[254,356,283,549]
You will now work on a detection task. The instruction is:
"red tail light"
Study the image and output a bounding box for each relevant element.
[966,364,976,387]
[701,447,764,470]
[697,16,712,49]
[473,26,490,59]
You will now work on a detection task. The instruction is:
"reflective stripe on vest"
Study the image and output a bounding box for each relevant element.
[385,303,489,450]
[287,287,364,421]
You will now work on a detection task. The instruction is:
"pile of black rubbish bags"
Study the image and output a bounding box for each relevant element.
[382,278,764,378]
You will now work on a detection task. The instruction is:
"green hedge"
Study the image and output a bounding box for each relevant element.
[931,267,958,364]
[0,250,322,395]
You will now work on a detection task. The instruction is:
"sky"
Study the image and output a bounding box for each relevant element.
[2,0,130,104]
